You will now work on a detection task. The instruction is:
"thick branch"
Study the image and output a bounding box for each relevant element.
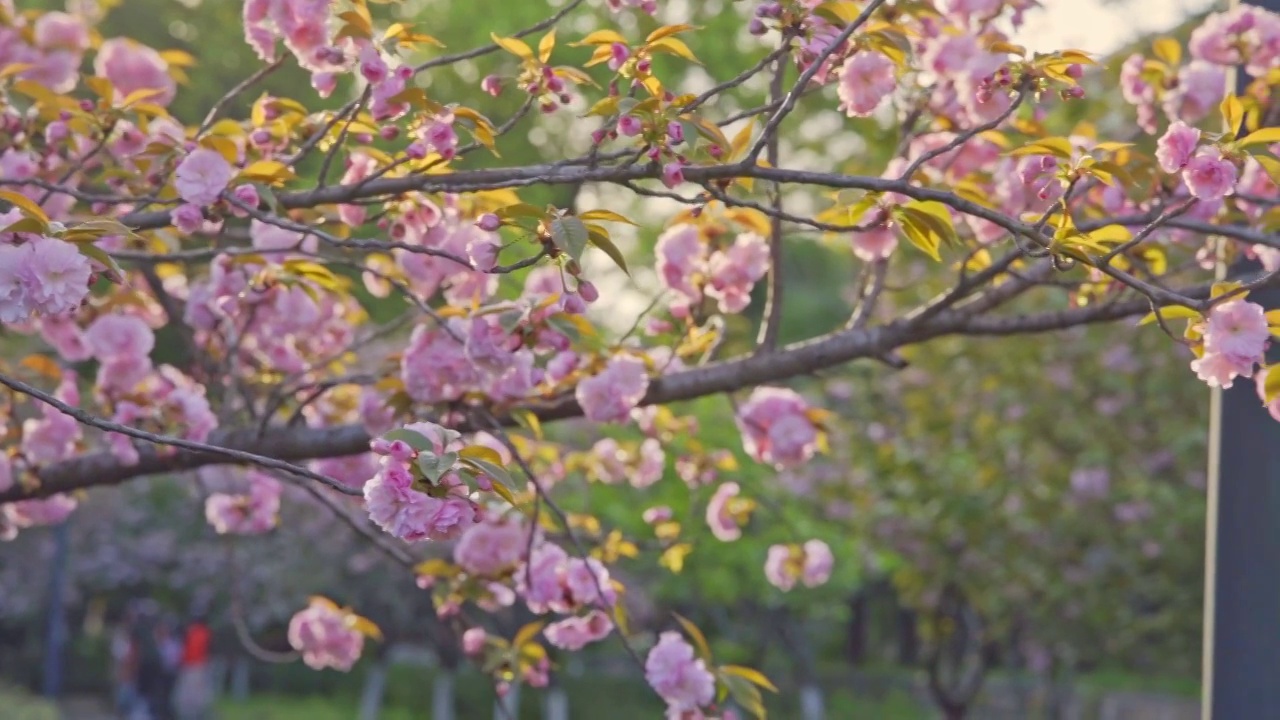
[2,285,1193,503]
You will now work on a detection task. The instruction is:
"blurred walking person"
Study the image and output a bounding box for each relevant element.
[173,612,214,720]
[111,605,145,720]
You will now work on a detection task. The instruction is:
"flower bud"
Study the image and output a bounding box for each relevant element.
[380,126,400,141]
[577,280,599,303]
[481,74,503,96]
[405,141,428,160]
[476,213,502,232]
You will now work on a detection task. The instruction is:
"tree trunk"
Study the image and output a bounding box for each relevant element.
[846,592,868,666]
[229,656,250,701]
[431,671,456,720]
[357,654,389,720]
[494,681,520,720]
[544,685,569,720]
[897,608,919,665]
[799,684,826,720]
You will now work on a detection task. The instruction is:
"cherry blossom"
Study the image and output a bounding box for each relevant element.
[287,598,365,672]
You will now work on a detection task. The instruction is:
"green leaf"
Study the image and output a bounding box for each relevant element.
[720,672,767,720]
[550,216,589,261]
[720,665,779,693]
[460,456,514,487]
[497,203,546,220]
[1138,305,1201,326]
[511,409,544,440]
[587,228,630,275]
[74,242,126,283]
[672,613,713,663]
[490,478,517,506]
[382,428,435,452]
[417,451,458,482]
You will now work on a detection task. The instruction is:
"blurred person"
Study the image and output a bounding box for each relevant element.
[111,604,143,719]
[173,611,213,720]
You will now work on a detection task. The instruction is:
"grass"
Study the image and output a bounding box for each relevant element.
[0,685,60,720]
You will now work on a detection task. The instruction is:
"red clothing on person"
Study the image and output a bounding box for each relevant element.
[181,624,210,667]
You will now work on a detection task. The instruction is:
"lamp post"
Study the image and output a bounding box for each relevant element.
[1202,1,1280,712]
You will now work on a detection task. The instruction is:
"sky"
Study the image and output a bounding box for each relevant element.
[1013,0,1219,55]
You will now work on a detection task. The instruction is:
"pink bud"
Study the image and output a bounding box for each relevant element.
[608,43,631,71]
[617,115,643,137]
[708,144,723,159]
[636,58,652,74]
[380,126,400,141]
[748,18,767,35]
[250,129,273,146]
[405,141,428,160]
[667,121,684,145]
[1065,64,1084,79]
[578,280,599,303]
[232,184,259,208]
[355,133,373,144]
[44,120,69,144]
[79,99,94,112]
[476,213,502,232]
[661,162,685,188]
[546,76,565,93]
[591,128,607,145]
[481,74,503,96]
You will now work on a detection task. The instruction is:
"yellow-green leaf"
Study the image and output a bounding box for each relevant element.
[1138,305,1202,326]
[579,209,636,225]
[1221,94,1245,137]
[1240,127,1280,148]
[1009,136,1073,159]
[538,29,556,63]
[721,666,779,693]
[0,190,50,227]
[672,612,712,662]
[1265,366,1280,404]
[647,37,700,64]
[459,445,505,466]
[514,621,546,649]
[511,408,543,440]
[645,23,697,43]
[571,29,629,47]
[1152,37,1181,66]
[490,33,534,61]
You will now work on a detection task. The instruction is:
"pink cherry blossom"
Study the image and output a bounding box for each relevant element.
[544,610,614,651]
[836,51,897,117]
[204,473,283,535]
[175,149,234,206]
[764,544,799,591]
[287,599,365,672]
[94,38,176,107]
[1155,122,1201,174]
[35,12,89,52]
[851,224,897,262]
[1182,148,1238,201]
[576,356,650,423]
[801,539,833,587]
[462,627,487,655]
[644,632,716,713]
[1192,300,1269,388]
[454,516,526,576]
[0,238,93,323]
[706,482,746,542]
[1162,61,1225,123]
[632,438,665,488]
[517,541,571,613]
[705,232,770,314]
[85,313,155,361]
[735,387,820,468]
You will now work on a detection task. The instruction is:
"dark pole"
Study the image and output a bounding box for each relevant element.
[1203,0,1280,712]
[41,520,71,699]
